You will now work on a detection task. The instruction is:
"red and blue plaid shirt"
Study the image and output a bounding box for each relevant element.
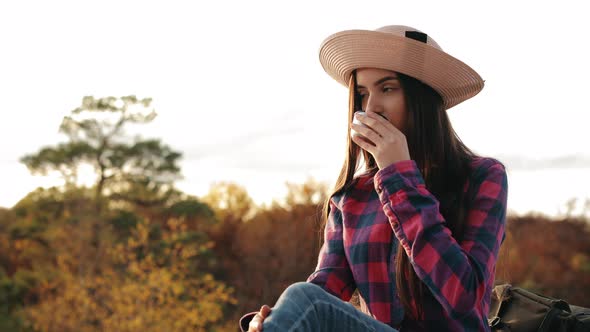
[307,157,508,332]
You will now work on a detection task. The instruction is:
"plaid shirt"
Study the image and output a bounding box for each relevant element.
[307,157,508,332]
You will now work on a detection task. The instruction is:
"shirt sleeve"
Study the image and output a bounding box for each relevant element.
[306,195,356,301]
[374,158,508,318]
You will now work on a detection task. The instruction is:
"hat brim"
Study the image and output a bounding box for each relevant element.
[319,29,484,110]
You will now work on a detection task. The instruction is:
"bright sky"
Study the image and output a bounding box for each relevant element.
[1,0,589,217]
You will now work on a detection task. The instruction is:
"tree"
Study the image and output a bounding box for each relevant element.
[20,96,182,210]
[203,180,326,322]
[19,96,185,292]
[202,182,256,222]
[283,177,329,208]
[21,219,236,332]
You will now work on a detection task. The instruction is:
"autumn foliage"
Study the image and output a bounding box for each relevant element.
[496,214,590,306]
[1,96,589,331]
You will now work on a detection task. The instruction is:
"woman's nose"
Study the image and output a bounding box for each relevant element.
[364,96,383,114]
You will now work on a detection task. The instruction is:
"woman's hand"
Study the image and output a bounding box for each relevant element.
[350,111,410,169]
[248,305,271,332]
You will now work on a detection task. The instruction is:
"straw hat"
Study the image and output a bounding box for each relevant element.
[319,25,484,110]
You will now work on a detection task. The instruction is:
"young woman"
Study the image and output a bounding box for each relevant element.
[241,25,508,332]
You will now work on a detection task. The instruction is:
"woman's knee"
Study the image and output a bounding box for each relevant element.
[267,282,331,328]
[282,282,328,303]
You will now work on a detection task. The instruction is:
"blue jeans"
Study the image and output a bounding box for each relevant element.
[262,282,399,332]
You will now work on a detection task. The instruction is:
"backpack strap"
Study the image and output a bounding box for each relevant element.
[488,284,513,329]
[538,305,565,332]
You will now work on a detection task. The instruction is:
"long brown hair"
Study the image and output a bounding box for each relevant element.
[321,70,477,319]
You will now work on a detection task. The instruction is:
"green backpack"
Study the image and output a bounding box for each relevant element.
[488,284,590,332]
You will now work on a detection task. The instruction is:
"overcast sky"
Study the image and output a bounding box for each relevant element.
[1,0,589,217]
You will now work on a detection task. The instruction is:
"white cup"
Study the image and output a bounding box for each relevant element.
[352,111,366,127]
[351,111,367,139]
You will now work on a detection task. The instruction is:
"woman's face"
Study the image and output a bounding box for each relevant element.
[355,68,408,134]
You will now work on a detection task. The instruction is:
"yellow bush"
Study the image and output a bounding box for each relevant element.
[23,219,235,332]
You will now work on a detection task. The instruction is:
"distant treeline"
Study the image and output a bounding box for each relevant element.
[1,183,589,331]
